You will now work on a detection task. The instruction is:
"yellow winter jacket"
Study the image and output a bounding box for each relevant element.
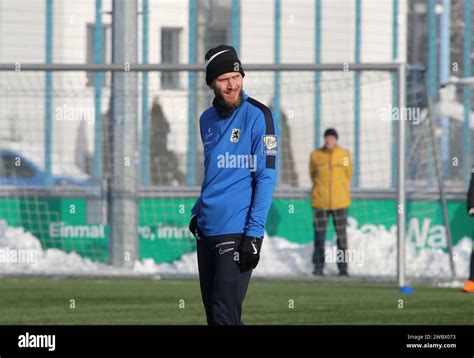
[309,146,353,210]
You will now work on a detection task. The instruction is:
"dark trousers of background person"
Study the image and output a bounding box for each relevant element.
[196,227,252,325]
[313,207,348,274]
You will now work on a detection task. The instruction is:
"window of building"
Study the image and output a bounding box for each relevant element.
[161,27,182,90]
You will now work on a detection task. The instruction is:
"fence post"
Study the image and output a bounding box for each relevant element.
[108,0,139,268]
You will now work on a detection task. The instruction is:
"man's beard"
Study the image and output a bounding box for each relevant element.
[214,88,243,110]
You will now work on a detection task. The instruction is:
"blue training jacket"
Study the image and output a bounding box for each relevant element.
[191,91,279,238]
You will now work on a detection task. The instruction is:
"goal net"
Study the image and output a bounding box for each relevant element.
[0,66,470,281]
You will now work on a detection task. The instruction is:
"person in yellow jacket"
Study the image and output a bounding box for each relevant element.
[309,128,352,276]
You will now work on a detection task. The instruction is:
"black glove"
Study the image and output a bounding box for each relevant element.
[238,236,262,272]
[189,215,200,239]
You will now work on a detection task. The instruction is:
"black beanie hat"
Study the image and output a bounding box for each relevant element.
[205,45,245,85]
[324,128,338,139]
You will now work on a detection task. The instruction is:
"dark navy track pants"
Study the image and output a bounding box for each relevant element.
[196,227,252,325]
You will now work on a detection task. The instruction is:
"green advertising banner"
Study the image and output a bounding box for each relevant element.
[0,197,472,264]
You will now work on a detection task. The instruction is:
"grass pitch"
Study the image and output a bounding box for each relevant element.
[0,278,473,325]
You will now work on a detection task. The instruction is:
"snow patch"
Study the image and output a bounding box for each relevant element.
[0,220,114,275]
[0,219,471,280]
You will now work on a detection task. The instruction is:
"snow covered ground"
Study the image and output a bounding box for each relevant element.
[0,219,471,285]
[0,220,116,275]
